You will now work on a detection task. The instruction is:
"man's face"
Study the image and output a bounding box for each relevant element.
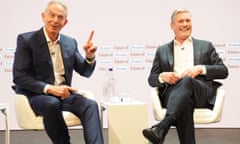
[41,3,68,39]
[171,12,192,43]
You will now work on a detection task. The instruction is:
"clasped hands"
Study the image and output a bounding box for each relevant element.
[160,65,203,85]
[47,85,78,100]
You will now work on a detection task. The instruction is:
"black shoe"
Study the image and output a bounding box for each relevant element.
[142,126,168,144]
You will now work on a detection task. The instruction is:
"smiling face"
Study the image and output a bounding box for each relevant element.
[171,10,192,44]
[41,1,68,41]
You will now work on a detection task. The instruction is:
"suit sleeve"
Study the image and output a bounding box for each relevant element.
[62,38,96,85]
[204,42,228,80]
[73,46,96,78]
[148,47,169,88]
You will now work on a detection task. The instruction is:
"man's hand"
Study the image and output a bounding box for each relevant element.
[84,30,97,59]
[47,85,78,100]
[180,65,203,78]
[160,72,181,85]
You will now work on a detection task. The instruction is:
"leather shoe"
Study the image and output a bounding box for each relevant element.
[142,126,168,144]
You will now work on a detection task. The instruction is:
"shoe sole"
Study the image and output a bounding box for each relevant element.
[142,129,161,144]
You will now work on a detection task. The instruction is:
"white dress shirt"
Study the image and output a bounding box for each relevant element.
[173,37,194,75]
[158,37,206,84]
[43,28,66,93]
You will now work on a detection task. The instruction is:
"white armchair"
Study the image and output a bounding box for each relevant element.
[14,90,95,130]
[150,87,225,124]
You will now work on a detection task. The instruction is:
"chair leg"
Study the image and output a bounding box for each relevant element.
[1,104,10,144]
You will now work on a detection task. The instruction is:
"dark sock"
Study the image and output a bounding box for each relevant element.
[149,115,173,143]
[151,115,174,130]
[158,115,173,129]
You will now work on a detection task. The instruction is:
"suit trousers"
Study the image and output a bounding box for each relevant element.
[162,76,215,144]
[29,93,104,144]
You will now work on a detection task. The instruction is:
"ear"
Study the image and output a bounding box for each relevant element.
[170,22,174,30]
[63,19,68,26]
[41,12,45,22]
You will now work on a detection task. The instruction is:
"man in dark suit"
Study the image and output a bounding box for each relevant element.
[142,8,228,144]
[12,1,103,144]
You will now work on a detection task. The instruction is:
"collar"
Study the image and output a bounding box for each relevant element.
[174,37,192,46]
[43,27,60,43]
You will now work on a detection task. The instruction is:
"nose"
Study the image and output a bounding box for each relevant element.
[53,16,59,22]
[183,21,187,26]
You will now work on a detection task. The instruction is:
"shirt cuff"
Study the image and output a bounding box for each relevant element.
[200,65,207,75]
[43,84,50,94]
[86,56,96,64]
[158,74,165,83]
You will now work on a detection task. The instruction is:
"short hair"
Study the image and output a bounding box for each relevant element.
[171,8,191,23]
[45,0,68,17]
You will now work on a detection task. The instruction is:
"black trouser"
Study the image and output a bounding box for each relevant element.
[30,93,104,144]
[162,76,215,144]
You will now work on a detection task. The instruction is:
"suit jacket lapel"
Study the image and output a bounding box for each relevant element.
[167,41,174,71]
[192,38,201,65]
[59,35,71,84]
[166,39,202,70]
[59,35,68,67]
[36,29,52,62]
[36,29,55,82]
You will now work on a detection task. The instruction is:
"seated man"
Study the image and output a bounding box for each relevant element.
[12,1,103,144]
[143,8,228,144]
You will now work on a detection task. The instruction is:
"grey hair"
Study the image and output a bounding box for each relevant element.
[171,8,191,23]
[45,0,68,17]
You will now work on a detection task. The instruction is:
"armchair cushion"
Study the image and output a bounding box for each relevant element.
[150,88,225,124]
[14,90,95,130]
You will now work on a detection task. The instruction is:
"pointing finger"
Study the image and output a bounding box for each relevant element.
[87,30,95,44]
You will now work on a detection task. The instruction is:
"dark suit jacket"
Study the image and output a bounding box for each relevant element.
[13,28,96,97]
[148,38,228,105]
